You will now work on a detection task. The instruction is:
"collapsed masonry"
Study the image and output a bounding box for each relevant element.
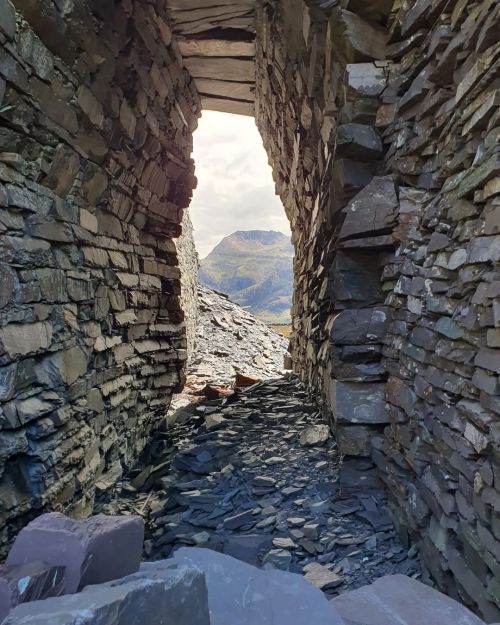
[0,0,499,619]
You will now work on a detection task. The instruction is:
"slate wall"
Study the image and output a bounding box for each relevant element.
[255,0,395,475]
[256,0,500,619]
[377,1,500,619]
[0,0,200,553]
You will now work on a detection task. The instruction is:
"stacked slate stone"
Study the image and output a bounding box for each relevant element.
[0,0,200,555]
[374,0,500,620]
[255,5,399,469]
[255,0,500,619]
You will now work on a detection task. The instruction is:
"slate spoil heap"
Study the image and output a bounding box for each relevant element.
[98,376,420,597]
[191,285,288,384]
[167,285,288,415]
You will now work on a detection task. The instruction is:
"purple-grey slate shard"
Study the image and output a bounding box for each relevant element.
[173,547,346,625]
[331,573,486,625]
[0,561,65,623]
[3,561,209,625]
[6,513,144,594]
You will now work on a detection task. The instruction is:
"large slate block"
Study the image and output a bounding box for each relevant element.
[172,547,346,625]
[0,561,65,623]
[4,561,209,625]
[329,252,384,306]
[6,513,144,594]
[331,573,486,625]
[337,425,373,457]
[331,307,389,345]
[329,380,389,425]
[340,176,399,240]
[336,124,383,161]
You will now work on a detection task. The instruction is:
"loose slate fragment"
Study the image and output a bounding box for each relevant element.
[299,424,330,447]
[0,561,65,623]
[303,563,343,590]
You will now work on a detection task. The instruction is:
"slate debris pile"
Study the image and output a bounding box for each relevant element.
[167,285,288,416]
[99,376,419,597]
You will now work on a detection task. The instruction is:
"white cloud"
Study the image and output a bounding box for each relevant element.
[188,110,290,258]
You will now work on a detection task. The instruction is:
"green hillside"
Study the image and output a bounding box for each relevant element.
[199,231,293,324]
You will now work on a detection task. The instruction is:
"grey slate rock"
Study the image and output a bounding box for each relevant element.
[331,573,486,625]
[299,424,330,446]
[4,561,210,625]
[340,177,398,240]
[331,307,388,345]
[330,381,389,425]
[336,124,383,161]
[173,547,346,625]
[0,561,65,623]
[6,513,144,594]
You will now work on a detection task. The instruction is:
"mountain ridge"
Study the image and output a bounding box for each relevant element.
[199,230,293,324]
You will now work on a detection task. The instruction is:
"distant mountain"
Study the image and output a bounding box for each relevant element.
[199,230,293,324]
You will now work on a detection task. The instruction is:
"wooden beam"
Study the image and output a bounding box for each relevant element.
[196,78,254,100]
[178,39,255,58]
[184,57,255,82]
[174,17,255,35]
[171,7,252,25]
[168,0,254,9]
[201,96,255,116]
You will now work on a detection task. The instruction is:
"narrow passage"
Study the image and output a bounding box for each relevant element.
[98,289,420,598]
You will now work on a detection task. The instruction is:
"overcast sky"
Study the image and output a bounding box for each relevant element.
[189,110,290,258]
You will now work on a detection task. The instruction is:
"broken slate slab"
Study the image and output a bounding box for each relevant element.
[0,561,65,623]
[4,560,210,625]
[336,123,383,161]
[6,513,144,594]
[173,547,346,625]
[331,574,486,625]
[339,176,398,241]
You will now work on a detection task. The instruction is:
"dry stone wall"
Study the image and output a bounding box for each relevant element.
[255,0,395,472]
[377,0,500,619]
[0,0,200,553]
[256,0,500,619]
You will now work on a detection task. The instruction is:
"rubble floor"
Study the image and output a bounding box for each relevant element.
[97,375,420,597]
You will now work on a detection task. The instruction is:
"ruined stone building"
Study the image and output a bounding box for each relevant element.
[0,0,499,619]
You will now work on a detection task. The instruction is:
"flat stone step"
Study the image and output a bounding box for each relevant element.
[330,574,486,625]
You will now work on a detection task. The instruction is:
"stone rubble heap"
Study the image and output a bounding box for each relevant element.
[98,376,419,598]
[166,285,288,417]
[188,285,288,384]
